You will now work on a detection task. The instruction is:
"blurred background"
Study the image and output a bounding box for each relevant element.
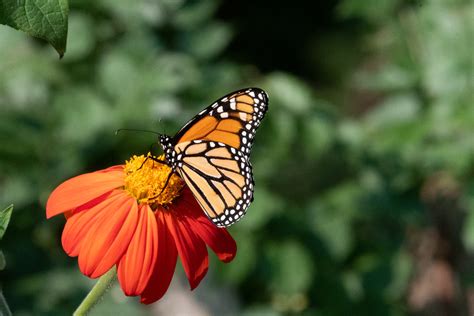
[0,0,473,315]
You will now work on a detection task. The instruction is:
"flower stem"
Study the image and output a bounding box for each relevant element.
[73,267,117,316]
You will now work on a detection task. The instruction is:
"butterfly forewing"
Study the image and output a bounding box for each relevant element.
[174,88,268,154]
[174,140,254,227]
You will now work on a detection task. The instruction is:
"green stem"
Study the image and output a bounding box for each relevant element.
[73,267,117,316]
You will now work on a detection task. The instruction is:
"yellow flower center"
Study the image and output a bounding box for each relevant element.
[124,153,184,207]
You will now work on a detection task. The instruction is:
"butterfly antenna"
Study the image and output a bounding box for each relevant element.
[115,128,161,136]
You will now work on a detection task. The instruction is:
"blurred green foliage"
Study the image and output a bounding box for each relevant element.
[0,205,13,315]
[0,205,13,240]
[0,0,473,315]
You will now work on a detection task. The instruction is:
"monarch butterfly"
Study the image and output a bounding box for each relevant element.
[157,88,268,227]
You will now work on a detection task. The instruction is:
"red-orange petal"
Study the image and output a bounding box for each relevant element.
[62,190,123,257]
[78,193,139,278]
[118,204,158,296]
[46,167,125,219]
[98,165,124,173]
[177,188,237,263]
[191,216,237,263]
[166,210,209,290]
[140,211,178,304]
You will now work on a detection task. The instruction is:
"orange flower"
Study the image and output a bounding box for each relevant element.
[46,154,236,304]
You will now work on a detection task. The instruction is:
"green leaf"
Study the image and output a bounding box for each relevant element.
[0,0,69,57]
[0,204,13,240]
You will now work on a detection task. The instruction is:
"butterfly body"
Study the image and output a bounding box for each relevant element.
[159,88,268,227]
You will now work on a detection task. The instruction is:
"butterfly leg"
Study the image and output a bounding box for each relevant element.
[145,155,173,199]
[135,156,150,171]
[136,153,168,172]
[149,156,168,165]
[159,171,173,195]
[149,170,174,199]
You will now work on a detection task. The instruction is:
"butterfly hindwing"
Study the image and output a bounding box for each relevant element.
[174,140,254,227]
